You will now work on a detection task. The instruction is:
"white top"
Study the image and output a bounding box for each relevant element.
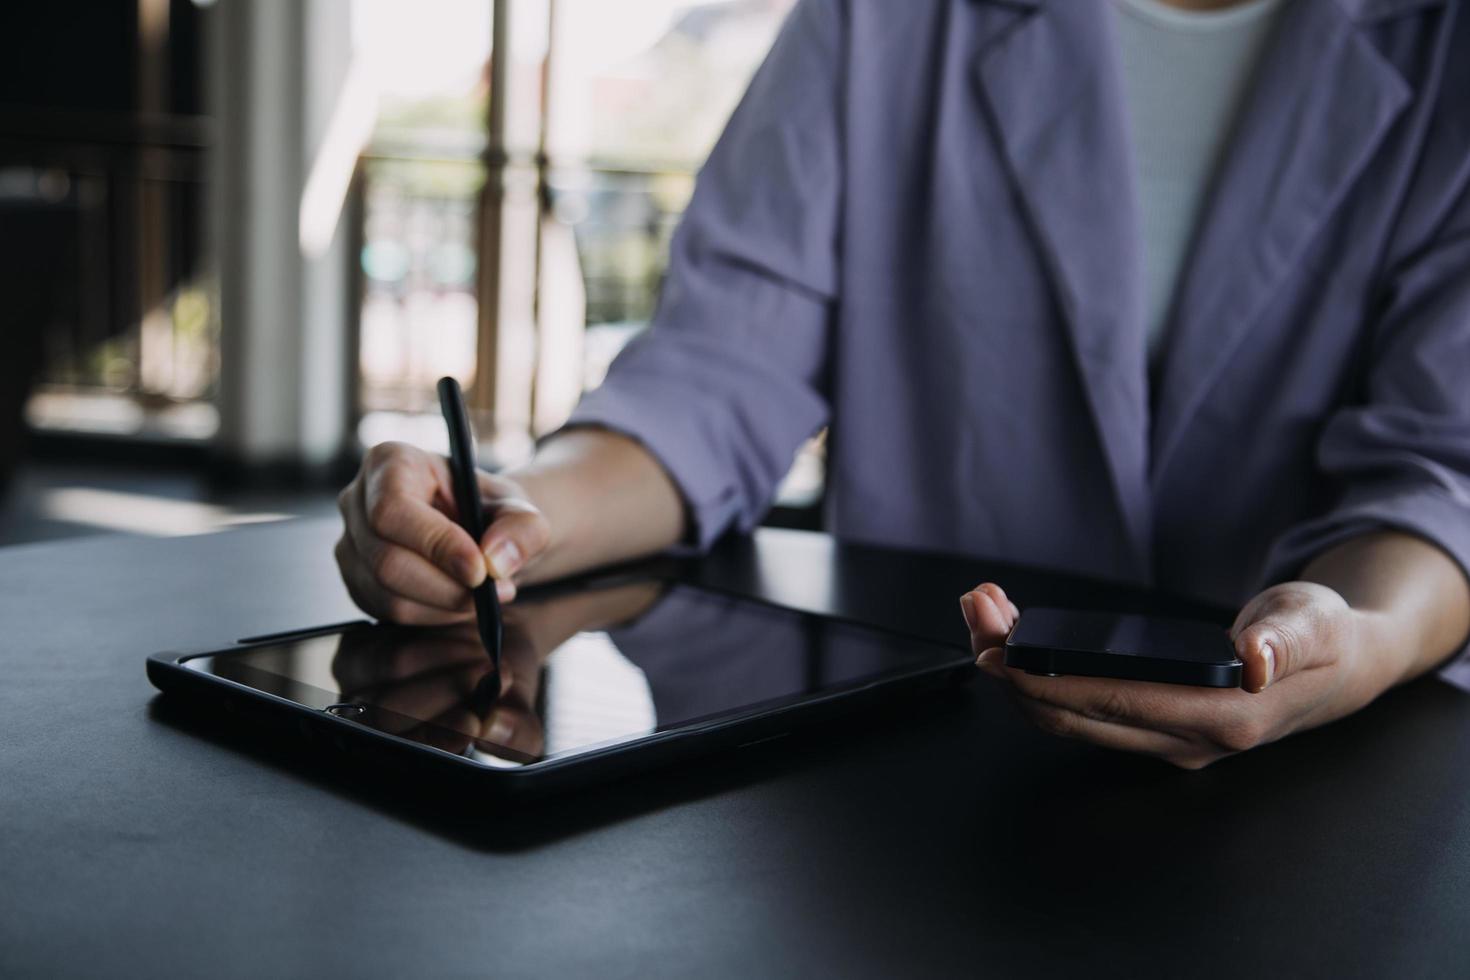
[1113,0,1285,363]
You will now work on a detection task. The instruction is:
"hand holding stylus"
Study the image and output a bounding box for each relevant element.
[334,440,552,626]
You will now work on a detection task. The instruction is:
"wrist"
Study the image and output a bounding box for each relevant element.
[501,469,566,583]
[1342,606,1411,695]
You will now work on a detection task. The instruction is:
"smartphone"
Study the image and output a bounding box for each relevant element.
[147,577,974,800]
[1004,607,1243,688]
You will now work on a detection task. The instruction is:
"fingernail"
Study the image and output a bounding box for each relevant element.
[485,540,522,580]
[496,579,517,603]
[960,593,978,633]
[485,713,514,746]
[1260,642,1275,690]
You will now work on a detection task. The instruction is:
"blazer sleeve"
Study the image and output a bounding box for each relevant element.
[560,0,843,550]
[1262,188,1470,688]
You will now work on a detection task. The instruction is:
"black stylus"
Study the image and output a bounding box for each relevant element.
[437,377,503,675]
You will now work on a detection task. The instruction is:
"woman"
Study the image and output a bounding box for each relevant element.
[335,0,1470,768]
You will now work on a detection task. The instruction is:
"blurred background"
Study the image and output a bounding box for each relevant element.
[0,0,825,546]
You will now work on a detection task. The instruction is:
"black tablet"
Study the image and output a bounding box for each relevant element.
[147,576,972,799]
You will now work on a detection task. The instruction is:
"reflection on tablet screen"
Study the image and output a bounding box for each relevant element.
[185,582,962,768]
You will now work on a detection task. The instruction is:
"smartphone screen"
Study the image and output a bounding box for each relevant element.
[182,581,967,768]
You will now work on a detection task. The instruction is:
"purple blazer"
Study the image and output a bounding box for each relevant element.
[567,0,1470,681]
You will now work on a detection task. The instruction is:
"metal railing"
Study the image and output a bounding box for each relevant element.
[356,144,696,417]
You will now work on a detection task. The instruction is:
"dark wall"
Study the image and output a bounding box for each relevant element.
[0,4,141,114]
[0,0,203,117]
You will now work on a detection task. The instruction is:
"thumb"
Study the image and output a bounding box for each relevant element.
[1233,586,1337,693]
[480,498,551,585]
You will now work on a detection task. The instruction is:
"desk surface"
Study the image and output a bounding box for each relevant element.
[3,520,1468,978]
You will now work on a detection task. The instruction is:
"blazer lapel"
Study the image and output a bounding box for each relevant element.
[1150,0,1417,479]
[970,0,1152,576]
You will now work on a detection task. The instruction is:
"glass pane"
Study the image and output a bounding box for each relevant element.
[353,0,493,429]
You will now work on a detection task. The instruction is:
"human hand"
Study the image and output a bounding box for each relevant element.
[962,581,1389,769]
[335,441,551,625]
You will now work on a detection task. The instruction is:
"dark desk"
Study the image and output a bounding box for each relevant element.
[3,520,1468,977]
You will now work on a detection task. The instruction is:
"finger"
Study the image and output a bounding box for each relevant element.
[480,499,552,582]
[976,647,1005,669]
[361,454,487,589]
[962,585,1012,646]
[1234,596,1337,693]
[981,656,1243,738]
[334,532,396,622]
[1234,625,1275,694]
[983,650,1282,757]
[346,516,476,613]
[977,583,1019,630]
[960,593,979,634]
[960,594,993,659]
[348,475,480,606]
[1012,697,1211,767]
[335,535,471,627]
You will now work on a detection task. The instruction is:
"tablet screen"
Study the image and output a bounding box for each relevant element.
[183,581,967,767]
